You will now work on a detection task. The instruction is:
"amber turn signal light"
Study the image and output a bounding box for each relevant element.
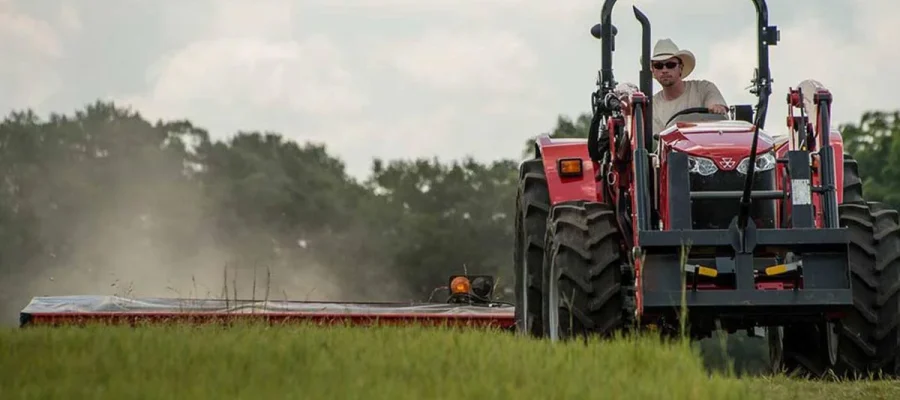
[448,274,495,299]
[558,158,583,177]
[450,276,471,294]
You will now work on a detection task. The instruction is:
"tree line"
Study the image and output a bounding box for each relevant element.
[1,100,897,373]
[0,101,521,323]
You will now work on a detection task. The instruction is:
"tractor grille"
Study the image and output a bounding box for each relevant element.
[689,168,777,230]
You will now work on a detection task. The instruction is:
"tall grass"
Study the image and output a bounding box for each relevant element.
[0,323,755,400]
[2,322,898,399]
[3,252,899,399]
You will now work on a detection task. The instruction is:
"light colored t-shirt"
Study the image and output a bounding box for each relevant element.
[652,80,727,135]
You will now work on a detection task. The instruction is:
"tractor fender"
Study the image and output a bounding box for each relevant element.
[532,135,602,205]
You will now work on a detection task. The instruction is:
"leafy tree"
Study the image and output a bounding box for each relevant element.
[839,110,900,208]
[366,157,518,299]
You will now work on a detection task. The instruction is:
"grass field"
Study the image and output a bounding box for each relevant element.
[2,323,899,399]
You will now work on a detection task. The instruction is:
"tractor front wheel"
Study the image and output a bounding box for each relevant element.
[540,200,634,341]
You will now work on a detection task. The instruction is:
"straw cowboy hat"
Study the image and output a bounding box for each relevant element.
[648,38,696,79]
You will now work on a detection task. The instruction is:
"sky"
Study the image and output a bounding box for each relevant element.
[1,0,895,179]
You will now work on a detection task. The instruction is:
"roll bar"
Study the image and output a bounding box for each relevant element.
[593,0,778,130]
[590,0,781,243]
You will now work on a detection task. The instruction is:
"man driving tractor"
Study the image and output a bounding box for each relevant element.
[620,38,729,135]
[649,38,729,133]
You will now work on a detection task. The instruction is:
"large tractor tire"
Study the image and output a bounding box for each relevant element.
[831,200,900,378]
[540,200,635,341]
[773,153,900,378]
[842,153,864,204]
[513,158,549,337]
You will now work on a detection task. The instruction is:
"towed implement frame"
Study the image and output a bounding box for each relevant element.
[18,274,515,329]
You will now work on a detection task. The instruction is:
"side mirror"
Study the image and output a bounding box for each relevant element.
[590,23,617,40]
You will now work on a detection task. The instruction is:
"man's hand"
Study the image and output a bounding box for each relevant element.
[614,82,639,115]
[708,104,728,114]
[620,98,631,115]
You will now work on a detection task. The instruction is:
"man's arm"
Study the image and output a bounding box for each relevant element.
[699,80,728,114]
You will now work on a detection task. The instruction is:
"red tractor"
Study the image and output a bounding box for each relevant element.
[513,0,900,378]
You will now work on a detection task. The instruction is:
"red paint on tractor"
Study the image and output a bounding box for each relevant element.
[535,135,603,205]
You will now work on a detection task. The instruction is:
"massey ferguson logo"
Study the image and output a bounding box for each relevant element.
[719,157,736,169]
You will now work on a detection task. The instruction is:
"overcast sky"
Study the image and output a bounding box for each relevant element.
[1,0,894,179]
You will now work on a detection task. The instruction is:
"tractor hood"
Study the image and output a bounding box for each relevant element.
[660,120,776,160]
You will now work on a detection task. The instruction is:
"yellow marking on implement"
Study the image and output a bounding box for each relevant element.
[765,264,788,276]
[697,266,718,278]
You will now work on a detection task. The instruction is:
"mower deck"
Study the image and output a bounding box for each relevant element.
[18,295,516,329]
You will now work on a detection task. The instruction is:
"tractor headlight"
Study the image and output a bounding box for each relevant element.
[688,156,718,176]
[737,152,776,175]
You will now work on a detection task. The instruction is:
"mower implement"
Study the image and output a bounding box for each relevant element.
[513,0,900,379]
[18,274,515,330]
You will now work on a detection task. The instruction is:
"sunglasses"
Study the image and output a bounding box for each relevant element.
[652,61,680,70]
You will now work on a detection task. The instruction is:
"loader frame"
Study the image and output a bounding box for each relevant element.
[625,0,851,333]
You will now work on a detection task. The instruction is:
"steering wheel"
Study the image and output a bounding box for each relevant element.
[664,107,713,126]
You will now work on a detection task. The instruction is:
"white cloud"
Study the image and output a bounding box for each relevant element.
[702,0,896,134]
[121,0,370,126]
[322,0,729,20]
[309,0,596,20]
[310,103,546,179]
[0,1,64,109]
[310,106,462,177]
[5,0,895,184]
[380,29,538,95]
[57,3,81,32]
[206,0,296,39]
[123,35,367,122]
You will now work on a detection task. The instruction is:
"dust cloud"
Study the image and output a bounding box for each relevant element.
[0,143,409,327]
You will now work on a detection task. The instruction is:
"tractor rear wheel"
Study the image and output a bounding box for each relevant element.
[842,153,864,204]
[831,153,899,378]
[513,158,549,337]
[831,200,900,378]
[540,200,634,341]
